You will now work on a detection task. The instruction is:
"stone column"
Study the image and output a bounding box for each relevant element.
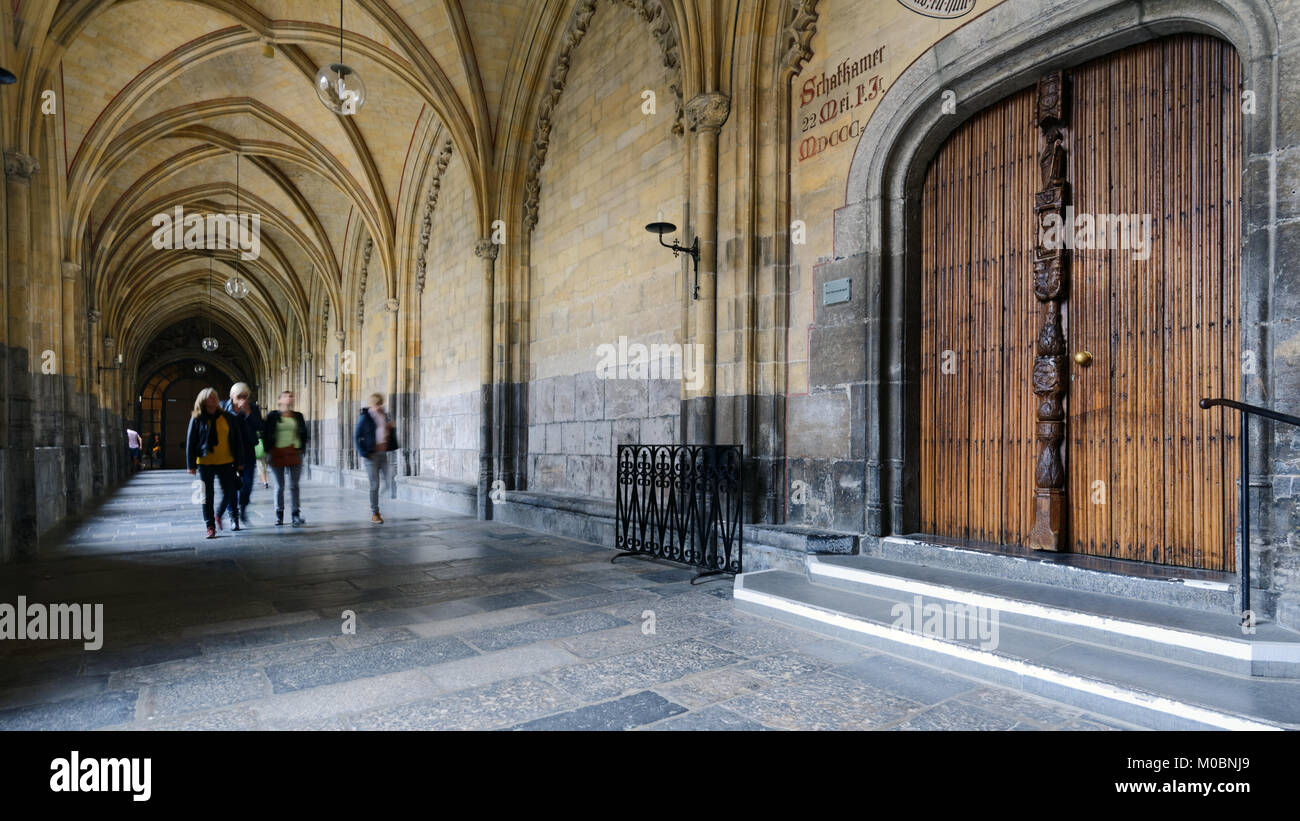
[5,151,39,559]
[474,238,497,520]
[87,308,104,497]
[684,93,729,447]
[61,261,83,513]
[383,297,402,490]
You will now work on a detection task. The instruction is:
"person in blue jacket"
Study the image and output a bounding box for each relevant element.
[218,382,263,527]
[354,393,397,523]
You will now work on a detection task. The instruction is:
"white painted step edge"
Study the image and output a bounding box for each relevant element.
[808,556,1300,664]
[733,580,1283,731]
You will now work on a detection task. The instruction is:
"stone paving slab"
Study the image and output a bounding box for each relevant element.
[2,471,1128,731]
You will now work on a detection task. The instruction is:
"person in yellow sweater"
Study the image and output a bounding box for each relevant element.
[185,387,246,539]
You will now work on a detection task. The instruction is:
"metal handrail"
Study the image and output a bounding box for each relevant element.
[1199,397,1300,622]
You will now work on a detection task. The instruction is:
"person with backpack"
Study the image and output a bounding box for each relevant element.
[218,382,263,527]
[261,390,311,527]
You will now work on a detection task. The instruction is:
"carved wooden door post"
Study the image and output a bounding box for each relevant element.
[1028,71,1069,552]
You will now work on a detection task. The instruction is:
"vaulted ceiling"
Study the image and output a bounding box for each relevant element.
[3,0,546,372]
[3,0,740,381]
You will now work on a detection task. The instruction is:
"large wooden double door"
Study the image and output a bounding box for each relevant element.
[918,34,1241,570]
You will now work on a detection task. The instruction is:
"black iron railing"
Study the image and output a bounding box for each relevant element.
[1199,398,1300,621]
[614,444,743,582]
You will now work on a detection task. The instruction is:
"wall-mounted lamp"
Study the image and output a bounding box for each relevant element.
[316,352,339,396]
[96,353,124,383]
[645,221,700,299]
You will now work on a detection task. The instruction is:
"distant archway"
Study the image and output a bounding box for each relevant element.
[138,362,234,469]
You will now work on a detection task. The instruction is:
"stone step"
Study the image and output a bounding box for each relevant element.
[809,554,1300,677]
[869,535,1244,616]
[734,569,1300,730]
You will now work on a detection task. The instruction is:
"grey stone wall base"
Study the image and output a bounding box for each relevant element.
[491,490,615,548]
[744,523,860,573]
[302,467,478,518]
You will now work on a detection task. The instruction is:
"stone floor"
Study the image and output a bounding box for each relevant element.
[0,470,1133,731]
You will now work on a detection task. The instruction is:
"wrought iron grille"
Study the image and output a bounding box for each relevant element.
[615,444,743,578]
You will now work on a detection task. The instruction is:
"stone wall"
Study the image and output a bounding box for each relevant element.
[528,373,679,499]
[417,151,480,484]
[526,0,686,499]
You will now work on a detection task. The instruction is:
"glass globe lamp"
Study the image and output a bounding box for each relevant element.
[224,275,250,300]
[315,63,365,115]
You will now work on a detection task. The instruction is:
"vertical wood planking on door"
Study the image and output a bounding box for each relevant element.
[919,35,1238,569]
[920,88,1038,545]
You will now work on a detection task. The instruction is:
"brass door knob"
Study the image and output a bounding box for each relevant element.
[1073,351,1093,367]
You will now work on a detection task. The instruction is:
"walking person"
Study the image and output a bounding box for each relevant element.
[126,427,142,473]
[354,393,397,524]
[218,382,263,528]
[255,438,270,489]
[262,390,310,527]
[186,387,245,539]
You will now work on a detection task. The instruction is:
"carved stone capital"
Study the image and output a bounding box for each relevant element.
[334,330,345,342]
[87,309,102,324]
[384,298,399,313]
[61,261,82,280]
[474,239,499,260]
[781,0,821,76]
[4,151,39,183]
[685,92,730,133]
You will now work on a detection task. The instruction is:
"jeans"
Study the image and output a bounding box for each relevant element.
[217,460,255,520]
[271,462,303,516]
[198,463,240,528]
[365,451,392,514]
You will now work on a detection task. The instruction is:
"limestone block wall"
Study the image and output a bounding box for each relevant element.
[361,239,390,402]
[417,151,479,484]
[528,373,679,499]
[526,0,686,499]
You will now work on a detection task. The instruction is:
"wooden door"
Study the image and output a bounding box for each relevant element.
[918,34,1240,570]
[1067,35,1240,569]
[163,378,209,469]
[919,86,1039,546]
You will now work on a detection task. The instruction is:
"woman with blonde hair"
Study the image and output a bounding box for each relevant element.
[354,392,397,523]
[186,387,246,539]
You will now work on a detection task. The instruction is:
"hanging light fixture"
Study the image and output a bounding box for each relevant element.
[225,153,250,300]
[194,363,207,375]
[315,0,365,115]
[202,256,219,352]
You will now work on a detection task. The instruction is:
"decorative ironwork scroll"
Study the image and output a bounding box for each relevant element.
[1028,70,1069,551]
[615,444,743,579]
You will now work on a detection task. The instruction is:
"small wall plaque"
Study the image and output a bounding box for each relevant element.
[823,277,851,305]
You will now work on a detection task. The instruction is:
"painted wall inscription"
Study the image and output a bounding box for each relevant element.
[797,45,888,162]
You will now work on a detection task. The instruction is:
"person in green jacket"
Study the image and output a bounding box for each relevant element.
[260,390,311,527]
